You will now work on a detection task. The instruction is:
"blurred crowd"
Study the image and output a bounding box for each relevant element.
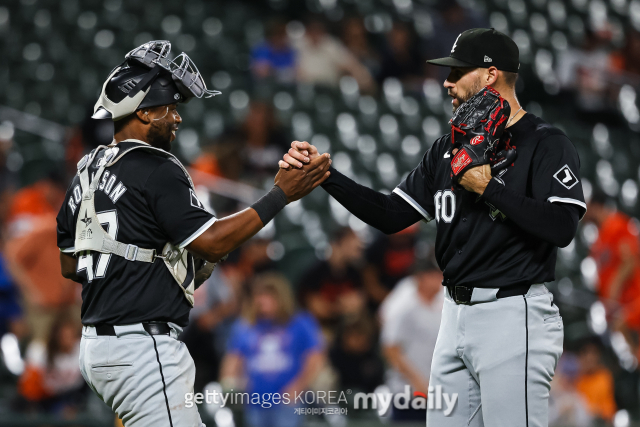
[2,1,640,426]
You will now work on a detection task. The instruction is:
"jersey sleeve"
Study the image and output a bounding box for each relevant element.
[144,161,217,248]
[393,137,443,221]
[530,133,587,218]
[56,176,82,253]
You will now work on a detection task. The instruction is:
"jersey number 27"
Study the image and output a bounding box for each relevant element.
[76,210,118,282]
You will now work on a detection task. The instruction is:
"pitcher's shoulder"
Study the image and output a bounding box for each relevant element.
[525,114,569,140]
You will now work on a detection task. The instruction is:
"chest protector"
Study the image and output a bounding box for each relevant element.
[74,144,197,306]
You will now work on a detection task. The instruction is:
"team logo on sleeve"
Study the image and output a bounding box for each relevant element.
[190,189,205,210]
[553,165,578,189]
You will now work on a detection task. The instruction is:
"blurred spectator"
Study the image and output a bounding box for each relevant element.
[575,340,617,423]
[585,190,640,340]
[15,315,85,415]
[5,175,66,238]
[556,29,618,120]
[425,1,487,82]
[221,273,324,427]
[192,133,245,186]
[194,103,289,186]
[182,268,237,394]
[341,16,380,79]
[380,258,443,422]
[293,18,375,93]
[611,30,640,78]
[297,227,367,337]
[241,102,290,180]
[329,315,384,393]
[0,241,23,338]
[362,225,418,308]
[251,19,297,84]
[549,353,593,427]
[0,128,18,226]
[4,213,81,345]
[378,23,426,90]
[223,237,277,295]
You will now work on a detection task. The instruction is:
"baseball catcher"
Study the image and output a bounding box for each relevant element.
[57,41,331,427]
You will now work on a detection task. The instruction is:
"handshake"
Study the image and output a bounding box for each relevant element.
[273,141,331,203]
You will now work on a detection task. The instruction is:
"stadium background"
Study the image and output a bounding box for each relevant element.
[1,0,640,425]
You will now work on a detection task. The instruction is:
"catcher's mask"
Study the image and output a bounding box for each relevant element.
[93,40,221,121]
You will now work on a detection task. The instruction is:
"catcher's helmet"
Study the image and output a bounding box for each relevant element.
[93,41,220,121]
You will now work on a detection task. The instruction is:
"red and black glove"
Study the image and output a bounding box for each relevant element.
[449,86,516,185]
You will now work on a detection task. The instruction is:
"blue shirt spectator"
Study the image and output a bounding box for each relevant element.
[227,311,322,396]
[0,253,22,335]
[221,273,324,427]
[251,20,297,84]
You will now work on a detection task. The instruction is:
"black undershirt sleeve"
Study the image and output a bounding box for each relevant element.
[482,178,580,248]
[321,168,423,234]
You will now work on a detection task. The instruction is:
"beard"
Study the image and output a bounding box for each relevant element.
[147,120,173,152]
[452,79,484,113]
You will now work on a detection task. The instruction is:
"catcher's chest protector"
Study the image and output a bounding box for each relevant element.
[74,144,196,306]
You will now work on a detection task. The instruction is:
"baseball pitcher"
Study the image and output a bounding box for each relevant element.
[281,28,586,427]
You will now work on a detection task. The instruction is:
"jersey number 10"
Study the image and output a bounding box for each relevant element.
[76,210,119,282]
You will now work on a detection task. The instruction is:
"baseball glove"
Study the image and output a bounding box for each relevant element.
[449,86,516,184]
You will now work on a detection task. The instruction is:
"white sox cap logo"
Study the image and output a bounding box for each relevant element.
[451,33,462,53]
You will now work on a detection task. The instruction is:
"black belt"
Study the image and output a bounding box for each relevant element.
[446,283,531,305]
[94,322,171,336]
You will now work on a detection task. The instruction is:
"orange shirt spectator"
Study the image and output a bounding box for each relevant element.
[590,211,640,304]
[576,369,617,422]
[575,342,617,422]
[5,214,78,308]
[5,213,80,343]
[6,178,66,238]
[7,180,64,222]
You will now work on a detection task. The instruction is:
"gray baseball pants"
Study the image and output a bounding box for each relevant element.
[427,284,564,427]
[80,323,205,427]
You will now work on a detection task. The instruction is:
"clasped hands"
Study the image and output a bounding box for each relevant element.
[279,142,491,195]
[274,142,332,203]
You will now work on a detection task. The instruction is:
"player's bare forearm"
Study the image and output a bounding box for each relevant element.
[187,208,264,263]
[59,252,82,283]
[189,155,332,263]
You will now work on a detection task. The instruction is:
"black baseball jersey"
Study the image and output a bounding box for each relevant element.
[395,113,586,288]
[56,140,216,326]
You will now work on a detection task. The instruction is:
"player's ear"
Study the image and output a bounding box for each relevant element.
[485,66,499,87]
[136,109,151,124]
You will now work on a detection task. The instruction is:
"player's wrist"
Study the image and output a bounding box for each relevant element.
[251,185,288,226]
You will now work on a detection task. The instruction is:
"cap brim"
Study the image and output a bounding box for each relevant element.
[426,56,477,68]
